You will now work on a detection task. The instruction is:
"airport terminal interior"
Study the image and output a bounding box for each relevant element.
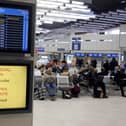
[1,0,126,126]
[34,0,126,126]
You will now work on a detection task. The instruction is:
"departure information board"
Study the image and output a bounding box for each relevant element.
[0,7,29,52]
[0,66,27,109]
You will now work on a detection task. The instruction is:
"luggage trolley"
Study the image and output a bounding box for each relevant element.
[57,75,72,98]
[34,75,46,100]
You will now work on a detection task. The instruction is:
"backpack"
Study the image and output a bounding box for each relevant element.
[71,84,80,97]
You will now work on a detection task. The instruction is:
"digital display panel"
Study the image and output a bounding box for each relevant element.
[0,7,29,52]
[0,66,27,109]
[0,61,33,114]
[66,54,74,64]
[0,1,35,55]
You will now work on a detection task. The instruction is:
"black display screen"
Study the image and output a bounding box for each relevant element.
[0,1,35,55]
[0,8,29,51]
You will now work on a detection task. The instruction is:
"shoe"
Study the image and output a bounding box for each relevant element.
[50,96,56,101]
[102,96,108,98]
[122,95,126,97]
[39,98,45,100]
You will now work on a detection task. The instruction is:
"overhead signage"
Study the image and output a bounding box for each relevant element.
[75,53,85,57]
[106,53,118,58]
[72,37,81,50]
[35,47,45,52]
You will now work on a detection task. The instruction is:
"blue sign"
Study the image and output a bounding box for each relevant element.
[111,54,118,57]
[72,37,81,50]
[88,53,93,57]
[98,54,102,57]
[75,53,85,57]
[88,53,103,57]
[75,53,80,57]
[80,53,85,57]
[107,54,111,58]
[93,53,97,57]
[106,53,118,58]
[38,48,45,52]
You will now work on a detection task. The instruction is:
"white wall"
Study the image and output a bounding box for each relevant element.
[39,32,71,52]
[119,24,126,48]
[71,32,120,53]
[36,27,121,53]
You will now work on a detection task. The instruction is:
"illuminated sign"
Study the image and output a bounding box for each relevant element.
[72,37,81,50]
[0,7,29,52]
[0,66,27,109]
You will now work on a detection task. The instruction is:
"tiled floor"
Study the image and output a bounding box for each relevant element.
[33,96,126,126]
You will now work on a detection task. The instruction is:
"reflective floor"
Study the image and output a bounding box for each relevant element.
[33,96,126,126]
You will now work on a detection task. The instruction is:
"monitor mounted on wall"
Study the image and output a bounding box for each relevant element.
[0,60,33,114]
[0,1,35,56]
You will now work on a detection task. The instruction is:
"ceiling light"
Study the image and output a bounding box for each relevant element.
[99,18,123,23]
[101,13,109,16]
[37,3,59,9]
[38,0,70,3]
[120,32,126,34]
[71,8,91,13]
[113,16,126,20]
[65,3,87,9]
[37,9,48,13]
[94,19,120,25]
[41,17,65,23]
[43,20,53,24]
[79,25,105,29]
[88,22,114,26]
[41,16,77,22]
[83,24,107,28]
[36,21,42,25]
[57,42,70,44]
[109,11,118,15]
[50,10,93,17]
[37,1,63,6]
[46,12,95,20]
[106,16,126,20]
[36,11,46,15]
[117,9,126,13]
[72,1,84,5]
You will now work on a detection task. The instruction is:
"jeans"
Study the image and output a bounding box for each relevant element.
[45,83,57,96]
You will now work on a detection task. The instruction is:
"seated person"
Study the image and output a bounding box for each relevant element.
[61,66,69,76]
[60,67,71,99]
[44,68,57,101]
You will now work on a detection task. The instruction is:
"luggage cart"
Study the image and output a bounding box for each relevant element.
[57,75,72,98]
[34,75,46,100]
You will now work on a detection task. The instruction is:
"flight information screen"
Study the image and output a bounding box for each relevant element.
[0,7,29,52]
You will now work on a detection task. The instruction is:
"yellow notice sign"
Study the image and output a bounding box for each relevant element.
[0,66,27,109]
